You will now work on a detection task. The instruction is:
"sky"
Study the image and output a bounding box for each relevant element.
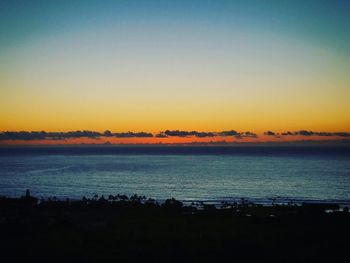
[0,0,350,144]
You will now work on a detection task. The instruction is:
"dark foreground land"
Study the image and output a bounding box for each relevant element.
[0,194,349,263]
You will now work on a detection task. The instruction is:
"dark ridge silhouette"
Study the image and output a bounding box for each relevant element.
[0,191,349,263]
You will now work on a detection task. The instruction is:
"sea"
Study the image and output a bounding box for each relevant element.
[0,146,350,206]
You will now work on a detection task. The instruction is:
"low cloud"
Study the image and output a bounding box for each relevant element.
[264,131,276,136]
[281,131,294,136]
[0,131,47,141]
[0,131,102,141]
[160,130,215,138]
[159,130,256,138]
[103,130,113,137]
[0,129,260,141]
[0,130,153,140]
[113,132,153,138]
[280,130,350,137]
[103,130,152,138]
[162,130,191,137]
[11,129,350,141]
[242,131,257,138]
[218,130,239,136]
[234,131,258,139]
[155,133,168,138]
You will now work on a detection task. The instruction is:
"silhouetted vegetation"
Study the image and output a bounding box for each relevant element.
[0,192,349,262]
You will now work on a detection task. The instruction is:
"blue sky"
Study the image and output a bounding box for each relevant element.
[1,0,349,136]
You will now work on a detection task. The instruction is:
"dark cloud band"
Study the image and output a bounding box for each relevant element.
[4,129,349,141]
[159,130,216,138]
[156,130,257,138]
[264,130,350,137]
[0,130,258,140]
[0,130,153,140]
[0,131,101,141]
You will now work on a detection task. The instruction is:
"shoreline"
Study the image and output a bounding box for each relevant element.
[2,192,350,208]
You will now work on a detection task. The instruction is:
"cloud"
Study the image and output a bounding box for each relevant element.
[162,130,191,137]
[0,131,47,141]
[103,130,113,137]
[218,130,239,136]
[161,130,215,138]
[218,130,257,138]
[242,131,257,138]
[7,129,350,141]
[160,130,255,138]
[0,129,261,140]
[333,132,350,137]
[192,131,216,137]
[281,131,293,136]
[60,130,101,139]
[155,133,168,138]
[113,132,153,138]
[264,131,276,136]
[281,130,350,137]
[234,131,258,139]
[0,130,102,140]
[0,130,153,140]
[297,130,314,136]
[103,130,153,138]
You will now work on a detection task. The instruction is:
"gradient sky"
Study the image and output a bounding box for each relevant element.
[1,0,350,143]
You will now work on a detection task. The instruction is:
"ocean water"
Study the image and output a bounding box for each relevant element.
[0,146,350,205]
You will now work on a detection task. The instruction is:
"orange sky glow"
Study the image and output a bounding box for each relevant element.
[1,134,348,146]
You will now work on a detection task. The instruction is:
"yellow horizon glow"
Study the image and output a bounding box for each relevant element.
[1,16,350,134]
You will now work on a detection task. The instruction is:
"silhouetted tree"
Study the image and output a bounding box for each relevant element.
[99,195,107,202]
[163,198,183,211]
[22,189,38,205]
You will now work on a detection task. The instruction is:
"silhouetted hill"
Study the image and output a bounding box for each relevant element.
[0,194,349,262]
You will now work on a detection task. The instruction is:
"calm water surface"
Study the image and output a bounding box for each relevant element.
[0,146,349,204]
